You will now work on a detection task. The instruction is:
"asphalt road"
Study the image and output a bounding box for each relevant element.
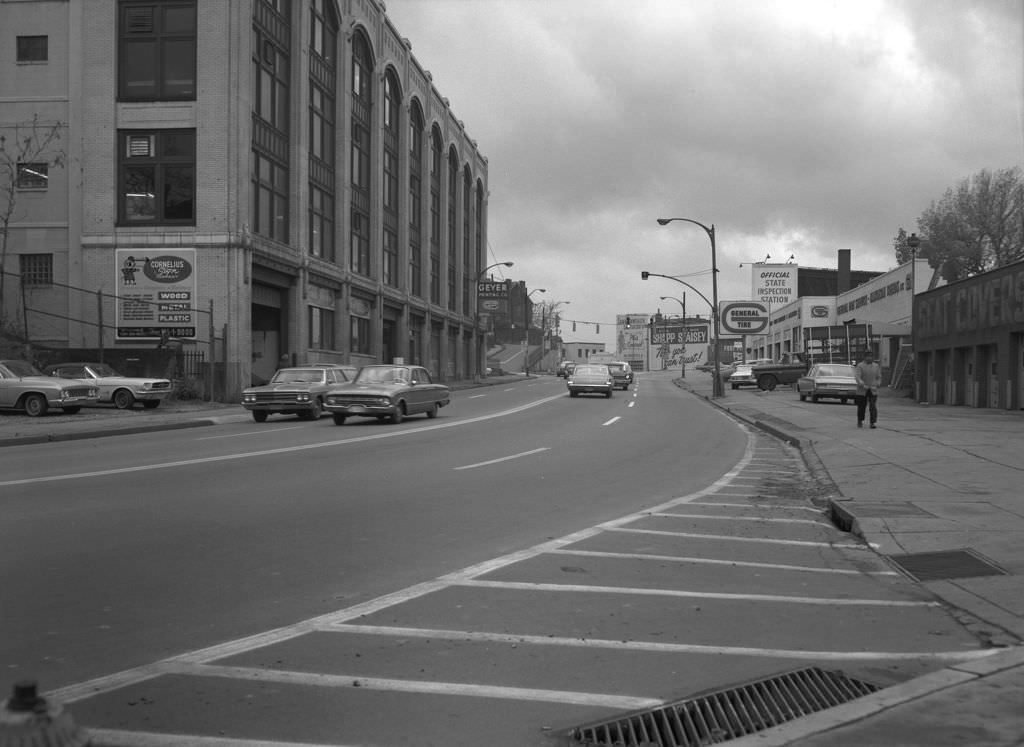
[0,372,990,746]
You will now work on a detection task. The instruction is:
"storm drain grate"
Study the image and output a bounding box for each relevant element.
[888,548,1009,582]
[567,667,879,746]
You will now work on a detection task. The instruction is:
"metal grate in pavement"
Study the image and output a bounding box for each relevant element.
[566,667,879,746]
[887,548,1009,582]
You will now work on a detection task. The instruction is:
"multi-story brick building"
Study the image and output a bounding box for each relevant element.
[1,0,490,399]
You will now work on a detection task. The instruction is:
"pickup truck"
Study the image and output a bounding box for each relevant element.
[750,353,811,391]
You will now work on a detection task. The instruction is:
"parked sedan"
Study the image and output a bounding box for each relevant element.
[728,360,772,389]
[606,361,633,390]
[323,364,450,424]
[45,362,172,409]
[566,363,613,398]
[0,359,99,416]
[797,363,859,404]
[241,366,350,422]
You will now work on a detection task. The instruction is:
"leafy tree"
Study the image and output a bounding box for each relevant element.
[0,114,65,313]
[897,167,1024,282]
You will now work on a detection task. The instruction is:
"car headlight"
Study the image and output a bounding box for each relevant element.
[296,393,310,402]
[243,393,255,402]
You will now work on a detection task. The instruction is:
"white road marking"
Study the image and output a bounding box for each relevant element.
[688,500,823,514]
[0,393,566,487]
[456,579,936,607]
[610,527,868,549]
[603,416,621,426]
[86,732,346,747]
[454,448,549,470]
[628,401,636,407]
[651,511,832,526]
[199,426,304,440]
[548,548,899,575]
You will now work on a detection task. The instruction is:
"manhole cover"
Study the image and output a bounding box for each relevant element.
[567,666,879,746]
[888,548,1009,582]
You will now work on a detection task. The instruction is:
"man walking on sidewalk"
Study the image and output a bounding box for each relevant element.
[854,350,882,428]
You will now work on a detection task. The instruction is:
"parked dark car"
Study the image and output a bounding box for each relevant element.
[241,366,350,422]
[556,360,575,378]
[323,364,451,424]
[797,363,859,404]
[0,359,98,416]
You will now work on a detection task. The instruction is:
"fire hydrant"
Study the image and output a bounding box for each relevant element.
[0,681,90,747]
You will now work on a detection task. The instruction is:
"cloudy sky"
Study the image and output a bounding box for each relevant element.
[385,0,1023,346]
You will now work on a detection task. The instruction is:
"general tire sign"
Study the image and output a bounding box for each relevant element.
[720,301,769,335]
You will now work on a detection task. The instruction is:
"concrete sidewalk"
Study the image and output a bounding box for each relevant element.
[675,371,1024,746]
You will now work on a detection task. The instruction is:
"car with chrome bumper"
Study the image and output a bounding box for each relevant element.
[606,361,633,390]
[323,364,450,424]
[566,363,614,398]
[0,359,99,416]
[45,362,171,409]
[241,366,350,422]
[797,363,859,403]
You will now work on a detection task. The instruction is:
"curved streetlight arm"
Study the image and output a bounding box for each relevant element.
[643,272,711,310]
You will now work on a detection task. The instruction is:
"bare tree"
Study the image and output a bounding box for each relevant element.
[0,114,66,313]
[901,167,1024,282]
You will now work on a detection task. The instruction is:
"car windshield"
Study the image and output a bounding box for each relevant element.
[3,360,43,377]
[608,364,626,372]
[89,363,121,377]
[356,366,410,384]
[271,369,325,384]
[574,365,607,375]
[815,365,856,377]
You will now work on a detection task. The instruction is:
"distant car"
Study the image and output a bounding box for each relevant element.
[323,364,451,424]
[797,363,859,404]
[606,361,633,390]
[728,360,772,389]
[45,362,171,409]
[0,359,99,416]
[566,363,613,398]
[241,366,350,422]
[556,361,575,378]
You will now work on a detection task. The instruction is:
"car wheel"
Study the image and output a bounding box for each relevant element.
[304,399,323,420]
[811,393,819,403]
[569,390,578,398]
[389,403,405,424]
[62,406,81,414]
[425,402,439,419]
[113,389,135,409]
[731,383,739,390]
[757,374,778,391]
[142,400,160,409]
[252,411,268,423]
[606,390,612,398]
[799,392,807,401]
[332,413,347,425]
[23,393,48,417]
[840,398,848,405]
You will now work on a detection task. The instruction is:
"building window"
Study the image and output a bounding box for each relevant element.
[118,129,195,225]
[252,0,290,242]
[447,149,458,312]
[309,305,335,349]
[118,1,197,101]
[16,36,48,62]
[409,104,424,299]
[308,0,337,262]
[20,254,53,286]
[350,314,371,355]
[351,208,370,276]
[383,229,398,288]
[16,163,48,190]
[309,185,334,260]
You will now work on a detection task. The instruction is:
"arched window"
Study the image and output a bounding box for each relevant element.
[382,69,401,287]
[429,127,443,304]
[308,0,337,260]
[349,31,372,276]
[447,147,458,311]
[408,101,424,298]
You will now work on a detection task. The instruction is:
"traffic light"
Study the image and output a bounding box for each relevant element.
[595,324,600,334]
[572,321,576,332]
[626,317,631,328]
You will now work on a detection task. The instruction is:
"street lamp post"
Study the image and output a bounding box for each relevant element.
[643,271,717,392]
[475,261,514,380]
[656,217,722,397]
[906,233,921,401]
[525,288,546,375]
[660,295,686,378]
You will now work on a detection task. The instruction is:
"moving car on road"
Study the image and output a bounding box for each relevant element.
[241,366,350,422]
[606,361,633,390]
[797,363,859,404]
[45,362,171,409]
[566,363,613,398]
[323,364,450,425]
[0,359,99,416]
